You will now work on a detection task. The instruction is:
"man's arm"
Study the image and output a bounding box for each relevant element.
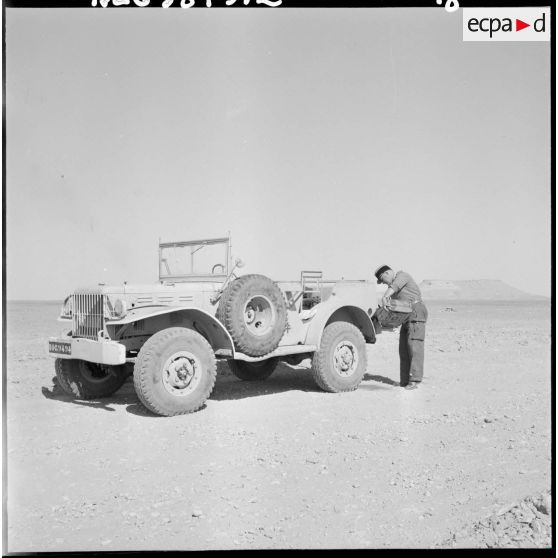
[390,271,410,294]
[380,272,410,308]
[381,287,395,309]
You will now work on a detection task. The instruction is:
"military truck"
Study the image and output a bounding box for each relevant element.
[48,236,379,416]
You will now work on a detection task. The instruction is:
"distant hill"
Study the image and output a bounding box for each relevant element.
[419,279,548,301]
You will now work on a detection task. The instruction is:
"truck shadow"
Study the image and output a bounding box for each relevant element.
[209,361,320,402]
[41,365,400,416]
[41,362,323,416]
[41,377,143,414]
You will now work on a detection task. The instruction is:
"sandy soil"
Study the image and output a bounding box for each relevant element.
[4,300,552,551]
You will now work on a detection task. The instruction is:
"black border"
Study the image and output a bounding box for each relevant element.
[1,0,556,7]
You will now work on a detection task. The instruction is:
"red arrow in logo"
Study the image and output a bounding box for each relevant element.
[516,19,530,31]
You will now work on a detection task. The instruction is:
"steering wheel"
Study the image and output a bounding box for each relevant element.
[212,263,225,274]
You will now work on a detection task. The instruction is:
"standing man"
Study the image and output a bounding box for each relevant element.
[372,265,428,390]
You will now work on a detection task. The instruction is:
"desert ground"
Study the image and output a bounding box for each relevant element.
[4,299,552,551]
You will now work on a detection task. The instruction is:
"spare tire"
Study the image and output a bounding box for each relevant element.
[216,274,287,357]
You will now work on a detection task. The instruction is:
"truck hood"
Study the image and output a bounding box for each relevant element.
[71,282,224,310]
[73,282,224,296]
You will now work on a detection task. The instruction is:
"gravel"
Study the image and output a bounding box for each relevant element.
[439,491,552,548]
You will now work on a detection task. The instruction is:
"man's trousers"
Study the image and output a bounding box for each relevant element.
[373,301,428,385]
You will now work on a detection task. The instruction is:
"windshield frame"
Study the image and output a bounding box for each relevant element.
[158,236,231,282]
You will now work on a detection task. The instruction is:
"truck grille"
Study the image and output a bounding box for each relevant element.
[73,293,105,340]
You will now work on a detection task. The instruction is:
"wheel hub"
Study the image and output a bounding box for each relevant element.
[243,296,275,337]
[162,352,202,396]
[333,341,358,376]
[245,306,256,325]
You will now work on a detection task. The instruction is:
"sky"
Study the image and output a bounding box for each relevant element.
[5,6,551,300]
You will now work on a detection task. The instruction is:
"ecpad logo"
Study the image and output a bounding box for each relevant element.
[463,8,550,42]
[468,13,545,37]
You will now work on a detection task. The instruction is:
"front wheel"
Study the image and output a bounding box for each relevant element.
[227,357,279,381]
[54,358,128,399]
[311,322,367,392]
[133,327,217,416]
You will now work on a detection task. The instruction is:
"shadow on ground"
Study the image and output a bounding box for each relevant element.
[362,373,400,387]
[210,362,320,401]
[41,363,402,416]
[40,362,325,416]
[41,377,140,413]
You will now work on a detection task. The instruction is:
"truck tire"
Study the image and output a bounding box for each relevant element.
[216,274,287,357]
[54,358,128,399]
[311,322,367,393]
[133,327,217,416]
[227,357,279,381]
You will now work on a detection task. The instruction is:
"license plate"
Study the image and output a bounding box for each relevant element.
[49,341,72,355]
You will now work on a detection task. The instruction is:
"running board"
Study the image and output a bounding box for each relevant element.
[220,344,317,363]
[125,345,318,364]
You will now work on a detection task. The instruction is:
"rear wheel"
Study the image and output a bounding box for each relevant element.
[133,327,217,416]
[54,358,128,399]
[311,322,367,392]
[227,357,279,381]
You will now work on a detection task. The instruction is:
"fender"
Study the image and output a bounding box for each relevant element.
[107,307,235,355]
[304,302,376,348]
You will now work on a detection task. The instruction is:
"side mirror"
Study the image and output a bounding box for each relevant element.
[235,258,245,269]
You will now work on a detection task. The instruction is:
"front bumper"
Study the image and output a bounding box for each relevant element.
[47,336,126,366]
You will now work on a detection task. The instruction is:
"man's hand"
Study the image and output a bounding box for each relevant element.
[381,286,395,309]
[381,295,391,309]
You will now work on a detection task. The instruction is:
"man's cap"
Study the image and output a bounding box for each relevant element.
[374,265,392,284]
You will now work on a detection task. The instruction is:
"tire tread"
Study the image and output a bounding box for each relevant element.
[216,274,287,357]
[311,321,367,393]
[133,327,217,416]
[54,358,127,399]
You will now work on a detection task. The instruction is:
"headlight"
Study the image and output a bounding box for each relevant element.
[114,298,128,318]
[60,295,73,319]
